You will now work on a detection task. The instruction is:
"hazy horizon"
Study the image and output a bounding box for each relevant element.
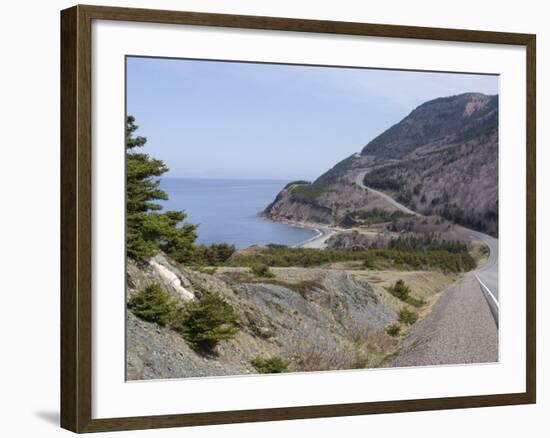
[127,57,498,181]
[163,175,293,182]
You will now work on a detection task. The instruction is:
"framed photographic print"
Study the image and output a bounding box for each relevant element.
[60,4,536,433]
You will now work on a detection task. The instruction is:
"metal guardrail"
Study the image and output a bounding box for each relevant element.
[475,274,499,327]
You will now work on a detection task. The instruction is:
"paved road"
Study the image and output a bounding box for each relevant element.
[461,227,499,322]
[355,172,421,216]
[354,170,499,365]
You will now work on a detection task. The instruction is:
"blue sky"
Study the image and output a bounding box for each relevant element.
[126,57,498,181]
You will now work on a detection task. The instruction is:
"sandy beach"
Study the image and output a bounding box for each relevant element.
[260,215,339,249]
[295,227,337,249]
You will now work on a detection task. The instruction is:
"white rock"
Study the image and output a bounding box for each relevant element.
[150,259,195,301]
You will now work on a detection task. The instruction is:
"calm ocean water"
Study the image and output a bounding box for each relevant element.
[159,178,318,249]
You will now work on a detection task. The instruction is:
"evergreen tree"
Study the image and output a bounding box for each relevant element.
[127,284,177,326]
[173,293,239,352]
[126,116,197,262]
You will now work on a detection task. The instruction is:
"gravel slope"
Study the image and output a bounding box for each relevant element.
[126,257,398,380]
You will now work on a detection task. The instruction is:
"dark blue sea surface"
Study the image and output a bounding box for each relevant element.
[159,178,318,249]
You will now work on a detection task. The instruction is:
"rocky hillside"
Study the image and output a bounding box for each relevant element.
[127,253,399,380]
[263,93,498,236]
[361,93,498,159]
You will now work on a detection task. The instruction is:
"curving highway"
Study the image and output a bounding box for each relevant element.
[354,170,499,365]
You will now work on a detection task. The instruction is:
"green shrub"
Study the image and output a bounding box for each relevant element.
[174,293,239,351]
[385,323,401,337]
[250,263,275,278]
[250,356,290,374]
[127,284,176,326]
[398,308,418,325]
[386,280,411,301]
[193,243,236,265]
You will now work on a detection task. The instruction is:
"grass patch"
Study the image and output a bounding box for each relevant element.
[405,296,426,308]
[250,356,290,374]
[346,325,398,368]
[385,279,426,308]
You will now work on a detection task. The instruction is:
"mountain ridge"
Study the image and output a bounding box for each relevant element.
[361,92,498,159]
[264,92,499,236]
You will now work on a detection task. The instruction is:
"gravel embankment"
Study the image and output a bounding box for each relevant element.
[392,273,498,367]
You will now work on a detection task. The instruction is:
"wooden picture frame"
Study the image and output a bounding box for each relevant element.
[60,4,536,433]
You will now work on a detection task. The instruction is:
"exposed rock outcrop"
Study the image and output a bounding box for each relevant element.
[126,255,398,380]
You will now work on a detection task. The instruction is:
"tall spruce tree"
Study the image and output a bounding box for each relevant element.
[126,115,197,262]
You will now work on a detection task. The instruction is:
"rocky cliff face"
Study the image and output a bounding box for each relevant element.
[127,254,398,380]
[264,93,498,235]
[262,180,390,226]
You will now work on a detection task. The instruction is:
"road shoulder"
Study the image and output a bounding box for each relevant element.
[391,273,498,367]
